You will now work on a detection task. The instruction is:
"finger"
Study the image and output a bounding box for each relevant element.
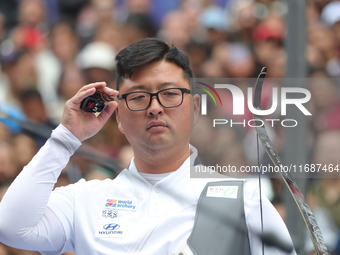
[70,81,107,106]
[97,101,117,122]
[101,87,119,98]
[71,87,96,105]
[80,82,107,92]
[79,83,118,102]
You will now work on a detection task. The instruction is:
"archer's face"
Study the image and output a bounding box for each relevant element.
[116,60,199,160]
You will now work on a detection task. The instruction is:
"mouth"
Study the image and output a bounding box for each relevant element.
[147,121,168,130]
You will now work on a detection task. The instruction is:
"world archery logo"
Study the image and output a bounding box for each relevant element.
[105,199,137,211]
[196,82,222,115]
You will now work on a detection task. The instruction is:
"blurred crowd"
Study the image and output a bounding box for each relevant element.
[0,0,340,254]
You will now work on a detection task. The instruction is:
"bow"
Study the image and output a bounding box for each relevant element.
[253,67,329,255]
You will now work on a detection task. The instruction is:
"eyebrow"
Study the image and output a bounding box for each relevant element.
[127,82,179,92]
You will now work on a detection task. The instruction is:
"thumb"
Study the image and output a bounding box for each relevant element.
[97,101,118,123]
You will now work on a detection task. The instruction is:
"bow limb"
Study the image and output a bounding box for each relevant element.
[252,67,329,255]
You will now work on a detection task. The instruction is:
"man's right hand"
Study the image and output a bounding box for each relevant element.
[61,82,119,142]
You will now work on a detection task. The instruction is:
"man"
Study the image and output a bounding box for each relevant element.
[0,38,295,254]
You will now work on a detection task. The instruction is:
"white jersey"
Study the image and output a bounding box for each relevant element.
[0,125,296,255]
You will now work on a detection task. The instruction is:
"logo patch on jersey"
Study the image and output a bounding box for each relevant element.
[105,199,137,211]
[96,221,126,238]
[102,209,118,218]
[206,186,238,199]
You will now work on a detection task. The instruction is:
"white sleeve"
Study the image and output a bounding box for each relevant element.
[0,124,81,252]
[244,182,297,255]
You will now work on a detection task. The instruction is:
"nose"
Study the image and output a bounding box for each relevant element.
[147,96,164,116]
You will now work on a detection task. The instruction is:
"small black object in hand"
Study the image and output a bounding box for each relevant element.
[80,91,114,113]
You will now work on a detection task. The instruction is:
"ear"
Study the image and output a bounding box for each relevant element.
[192,94,200,126]
[115,108,125,134]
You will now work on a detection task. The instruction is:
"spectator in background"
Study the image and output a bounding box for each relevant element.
[76,0,117,46]
[57,0,87,23]
[0,50,38,103]
[12,133,39,172]
[320,1,340,77]
[200,41,228,77]
[230,1,258,44]
[199,5,230,48]
[179,0,202,41]
[158,10,193,49]
[308,70,340,133]
[77,41,116,87]
[0,0,61,121]
[183,41,209,77]
[52,63,86,122]
[252,12,285,72]
[222,42,256,78]
[308,22,339,77]
[50,21,80,65]
[19,88,56,128]
[116,0,152,25]
[18,88,57,148]
[306,43,327,73]
[124,13,157,44]
[45,21,83,120]
[307,130,340,254]
[0,123,10,140]
[93,22,126,52]
[0,140,18,184]
[14,0,48,51]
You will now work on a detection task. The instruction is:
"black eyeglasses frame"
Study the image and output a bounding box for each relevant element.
[118,87,191,111]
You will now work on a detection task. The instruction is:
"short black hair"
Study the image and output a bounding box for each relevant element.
[115,38,193,90]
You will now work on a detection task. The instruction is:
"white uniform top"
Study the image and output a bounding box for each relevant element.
[0,125,296,255]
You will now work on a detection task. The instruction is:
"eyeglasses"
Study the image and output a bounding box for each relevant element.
[118,87,191,111]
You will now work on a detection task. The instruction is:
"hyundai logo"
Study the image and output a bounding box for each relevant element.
[103,223,120,231]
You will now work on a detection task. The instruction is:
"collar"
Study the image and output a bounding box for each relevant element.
[127,144,199,175]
